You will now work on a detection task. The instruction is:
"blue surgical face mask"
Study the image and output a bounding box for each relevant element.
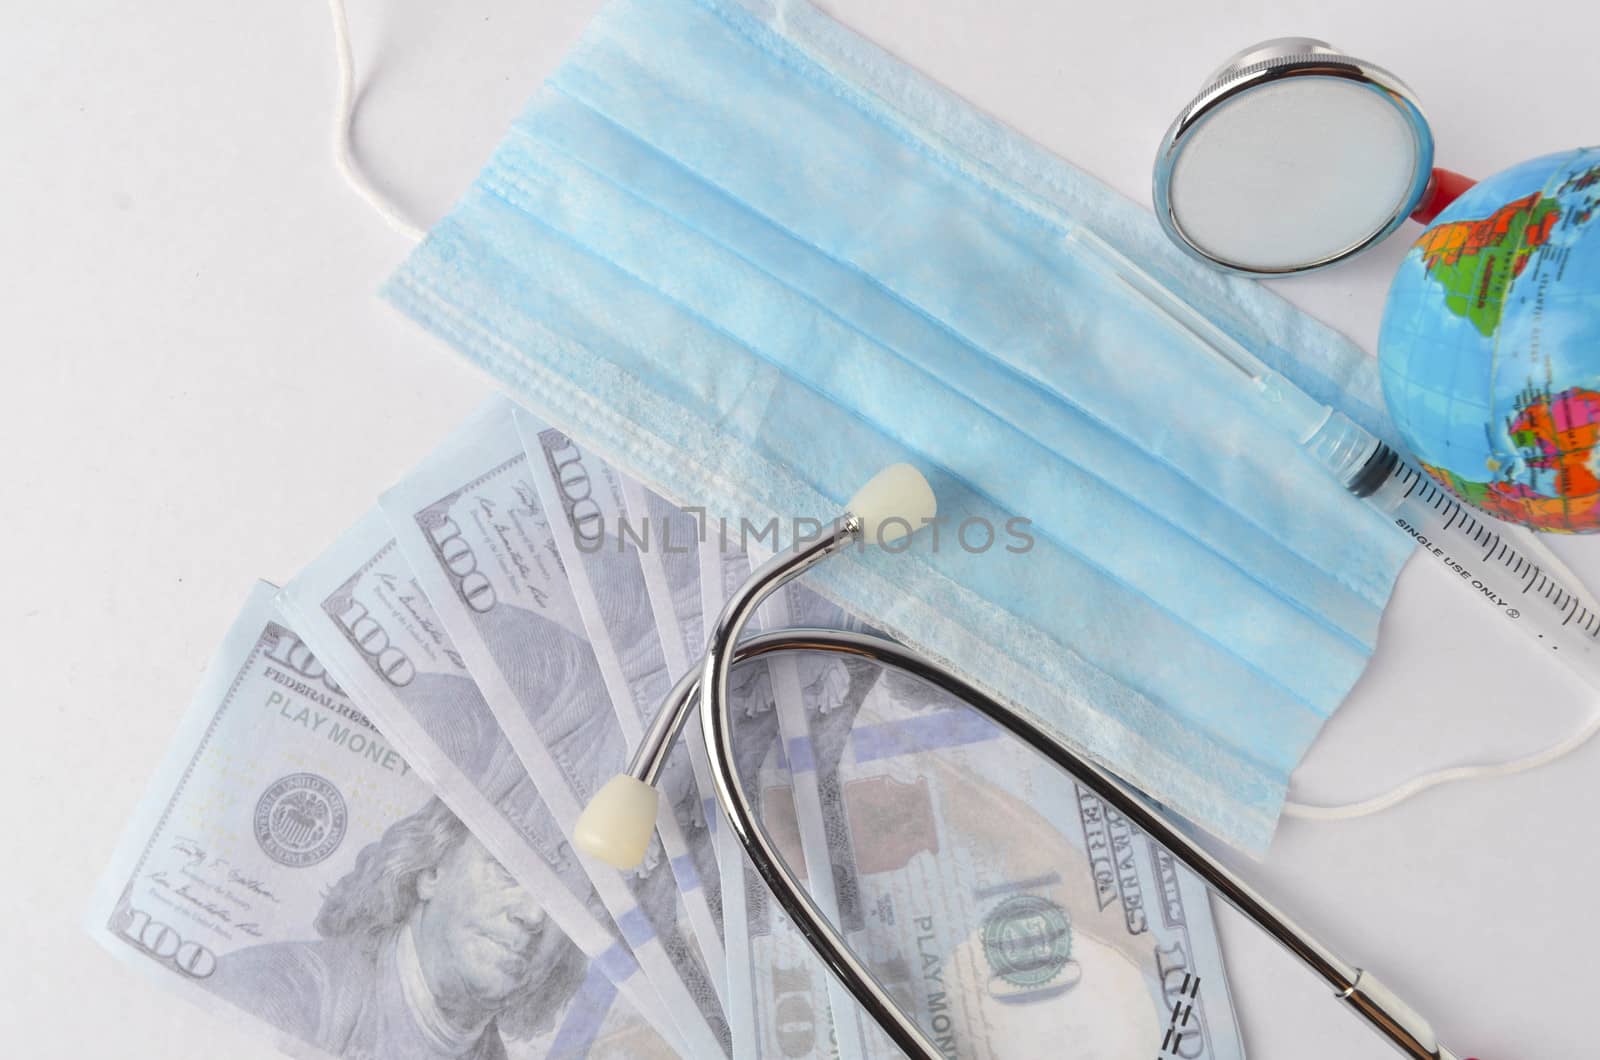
[384,0,1413,851]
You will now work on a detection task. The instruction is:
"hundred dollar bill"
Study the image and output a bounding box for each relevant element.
[520,418,725,989]
[379,401,730,1058]
[733,657,852,1060]
[277,508,681,1054]
[711,551,1248,1058]
[87,583,671,1060]
[765,567,898,1060]
[628,488,843,1058]
[771,602,1248,1059]
[703,547,860,1060]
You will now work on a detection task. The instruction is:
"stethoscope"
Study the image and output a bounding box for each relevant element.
[575,465,1476,1060]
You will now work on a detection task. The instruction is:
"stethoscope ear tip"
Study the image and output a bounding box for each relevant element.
[847,463,937,545]
[575,773,660,869]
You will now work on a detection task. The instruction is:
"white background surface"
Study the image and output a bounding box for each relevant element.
[4,1,1596,1057]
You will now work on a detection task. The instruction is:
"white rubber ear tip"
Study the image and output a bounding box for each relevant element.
[847,463,936,545]
[574,774,659,870]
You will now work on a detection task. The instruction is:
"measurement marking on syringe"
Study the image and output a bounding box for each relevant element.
[1385,456,1600,644]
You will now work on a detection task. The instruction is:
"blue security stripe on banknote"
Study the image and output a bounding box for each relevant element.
[86,582,675,1060]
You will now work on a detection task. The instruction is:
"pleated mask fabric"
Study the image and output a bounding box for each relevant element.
[384,0,1414,852]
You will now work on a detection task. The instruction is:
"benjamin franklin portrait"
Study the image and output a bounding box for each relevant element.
[209,798,587,1060]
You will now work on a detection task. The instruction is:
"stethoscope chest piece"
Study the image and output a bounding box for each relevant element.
[1154,38,1436,276]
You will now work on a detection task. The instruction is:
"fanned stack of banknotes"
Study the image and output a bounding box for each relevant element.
[87,397,1248,1059]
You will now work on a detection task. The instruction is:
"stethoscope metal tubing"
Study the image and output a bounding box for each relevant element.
[625,526,1459,1060]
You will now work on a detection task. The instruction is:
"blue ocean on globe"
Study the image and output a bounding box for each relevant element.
[1378,147,1600,531]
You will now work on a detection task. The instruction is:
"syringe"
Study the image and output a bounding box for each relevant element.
[1066,227,1600,687]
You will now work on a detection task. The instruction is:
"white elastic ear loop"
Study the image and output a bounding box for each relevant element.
[1286,526,1600,821]
[1283,711,1600,820]
[327,0,426,242]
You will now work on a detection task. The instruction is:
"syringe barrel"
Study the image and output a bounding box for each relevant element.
[1354,444,1600,689]
[1296,411,1600,685]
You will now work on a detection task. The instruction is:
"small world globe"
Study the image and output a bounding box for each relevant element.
[1379,147,1600,532]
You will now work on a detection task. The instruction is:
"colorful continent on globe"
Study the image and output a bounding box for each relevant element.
[1412,191,1561,336]
[1423,385,1600,533]
[1383,152,1600,533]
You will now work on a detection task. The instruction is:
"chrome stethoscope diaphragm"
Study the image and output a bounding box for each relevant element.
[1154,38,1470,276]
